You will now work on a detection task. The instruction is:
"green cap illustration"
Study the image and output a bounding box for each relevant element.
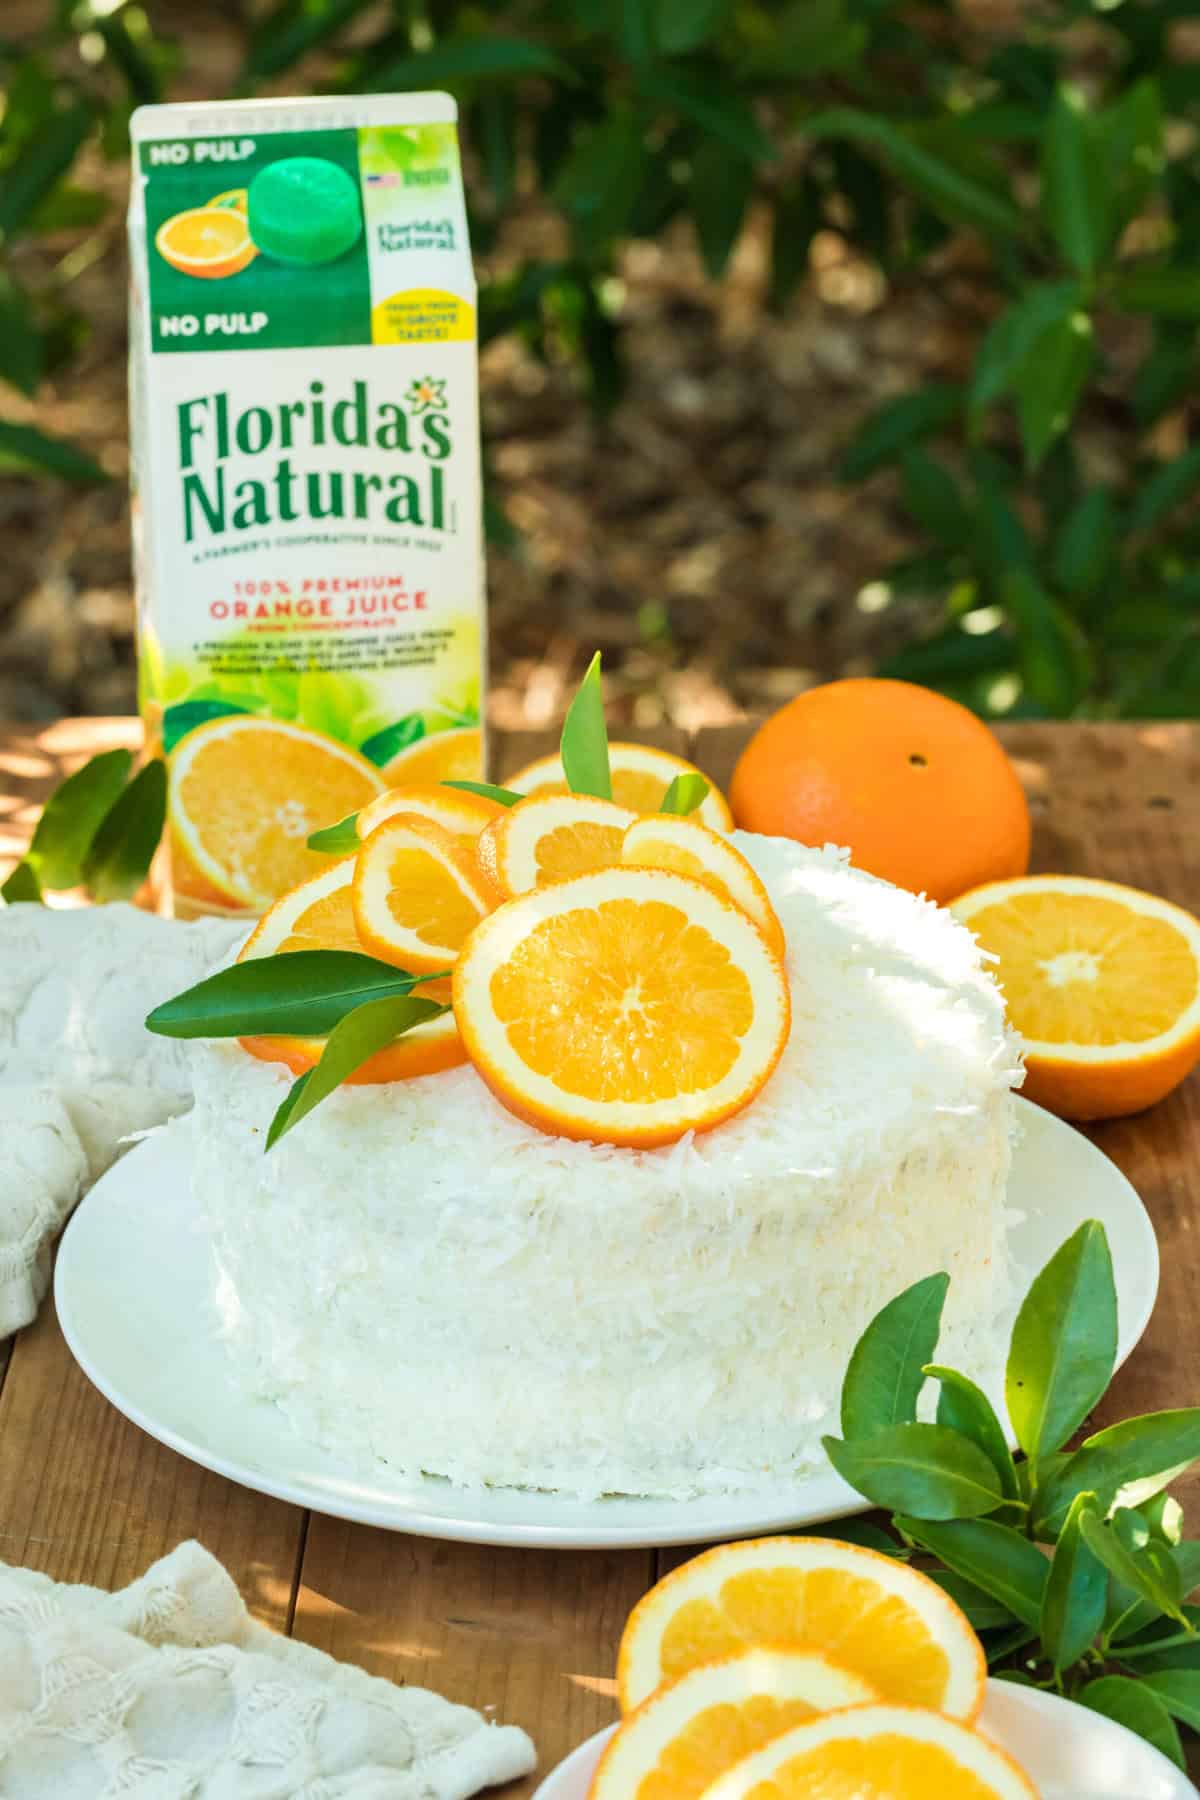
[247,156,362,266]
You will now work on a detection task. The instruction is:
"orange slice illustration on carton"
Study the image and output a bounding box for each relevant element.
[156,205,257,279]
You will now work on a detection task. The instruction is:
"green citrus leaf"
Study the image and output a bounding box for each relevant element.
[1078,1508,1190,1628]
[823,1423,1003,1519]
[145,951,440,1040]
[1077,1677,1185,1769]
[443,779,523,807]
[1,860,42,904]
[927,1569,1019,1633]
[306,813,361,854]
[1006,1220,1117,1464]
[81,758,166,902]
[840,1272,949,1439]
[927,1365,1019,1499]
[266,993,447,1149]
[1033,1409,1200,1538]
[0,419,108,484]
[560,652,612,800]
[896,1516,1049,1629]
[1040,1491,1108,1673]
[659,773,710,817]
[839,384,963,481]
[358,713,425,767]
[24,747,132,889]
[162,699,252,756]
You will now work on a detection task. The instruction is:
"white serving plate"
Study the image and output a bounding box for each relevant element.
[55,1096,1158,1549]
[532,1687,1196,1800]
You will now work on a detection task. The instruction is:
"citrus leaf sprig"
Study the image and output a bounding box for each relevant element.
[824,1221,1200,1769]
[2,748,166,906]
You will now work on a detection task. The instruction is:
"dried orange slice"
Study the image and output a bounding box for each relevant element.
[506,742,734,832]
[589,1647,877,1800]
[622,815,785,959]
[170,716,385,910]
[237,857,465,1082]
[357,782,503,853]
[698,1705,1037,1800]
[618,1537,985,1720]
[380,724,483,786]
[952,874,1200,1119]
[155,205,257,278]
[353,812,495,974]
[477,793,636,897]
[452,867,790,1147]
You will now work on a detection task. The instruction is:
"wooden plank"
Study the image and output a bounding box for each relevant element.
[0,1296,304,1626]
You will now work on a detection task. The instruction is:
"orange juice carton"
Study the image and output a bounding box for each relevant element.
[127,94,484,917]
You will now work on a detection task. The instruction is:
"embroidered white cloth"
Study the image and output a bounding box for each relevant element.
[0,1539,536,1796]
[0,902,244,1336]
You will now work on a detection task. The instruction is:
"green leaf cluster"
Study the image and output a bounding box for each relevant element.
[1,749,165,907]
[825,1222,1200,1765]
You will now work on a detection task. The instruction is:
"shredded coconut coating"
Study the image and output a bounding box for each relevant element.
[192,837,1023,1499]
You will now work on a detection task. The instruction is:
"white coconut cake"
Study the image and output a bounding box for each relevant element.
[190,834,1024,1500]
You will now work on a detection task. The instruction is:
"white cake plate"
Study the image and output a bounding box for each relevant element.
[55,1096,1159,1550]
[532,1687,1195,1800]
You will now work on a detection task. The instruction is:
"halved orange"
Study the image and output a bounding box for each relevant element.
[170,716,386,910]
[589,1648,877,1800]
[952,874,1200,1119]
[477,793,636,897]
[155,205,257,279]
[357,782,503,853]
[622,815,785,959]
[506,742,734,832]
[697,1705,1037,1800]
[618,1537,985,1720]
[380,724,483,786]
[353,812,495,974]
[452,867,790,1147]
[237,857,465,1082]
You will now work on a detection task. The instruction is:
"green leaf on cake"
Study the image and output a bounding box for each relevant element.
[840,1271,948,1438]
[1,859,42,904]
[22,747,132,889]
[443,779,524,807]
[307,811,361,854]
[560,651,612,800]
[266,993,448,1149]
[1005,1218,1117,1466]
[80,757,167,902]
[659,773,710,817]
[926,1364,1020,1499]
[145,950,447,1040]
[823,1422,1003,1518]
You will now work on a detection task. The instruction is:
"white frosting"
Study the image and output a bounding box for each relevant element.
[192,836,1023,1499]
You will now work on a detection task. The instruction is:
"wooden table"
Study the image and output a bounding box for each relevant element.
[1,714,1199,1791]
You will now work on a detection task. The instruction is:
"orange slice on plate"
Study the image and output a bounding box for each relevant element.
[353,812,495,974]
[622,814,786,959]
[506,742,734,832]
[170,716,385,910]
[477,793,636,897]
[618,1537,985,1720]
[155,205,257,278]
[589,1647,877,1800]
[697,1705,1037,1800]
[452,867,790,1147]
[238,857,465,1081]
[357,782,503,853]
[951,874,1200,1119]
[379,724,483,786]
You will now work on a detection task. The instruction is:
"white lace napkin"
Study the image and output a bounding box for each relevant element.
[0,1539,536,1796]
[0,902,244,1336]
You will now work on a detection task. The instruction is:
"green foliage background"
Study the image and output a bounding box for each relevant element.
[2,0,1199,717]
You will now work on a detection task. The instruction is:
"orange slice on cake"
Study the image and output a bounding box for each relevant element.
[357,782,503,853]
[238,857,465,1082]
[618,1537,986,1720]
[696,1706,1037,1800]
[951,874,1200,1119]
[170,715,385,909]
[452,867,789,1147]
[589,1647,878,1800]
[505,742,734,832]
[353,812,496,973]
[477,793,636,897]
[622,814,786,959]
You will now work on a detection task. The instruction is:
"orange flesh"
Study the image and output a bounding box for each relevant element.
[967,891,1198,1045]
[660,1571,950,1712]
[384,846,485,951]
[635,1698,824,1800]
[743,1735,1013,1799]
[533,820,626,881]
[488,898,754,1103]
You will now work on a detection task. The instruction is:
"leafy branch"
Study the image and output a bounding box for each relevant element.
[1,749,165,906]
[824,1221,1200,1767]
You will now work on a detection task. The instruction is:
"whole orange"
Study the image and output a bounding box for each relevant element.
[729,678,1031,904]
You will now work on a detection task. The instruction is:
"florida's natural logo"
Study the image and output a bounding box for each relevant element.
[175,376,454,542]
